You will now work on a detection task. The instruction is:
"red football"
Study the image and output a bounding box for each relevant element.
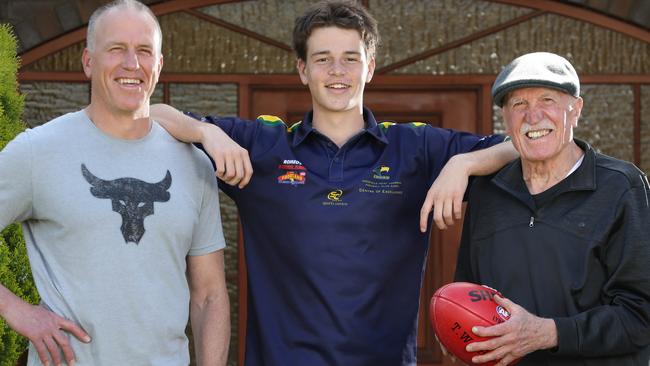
[429,282,518,366]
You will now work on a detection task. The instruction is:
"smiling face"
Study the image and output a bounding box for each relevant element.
[82,6,162,119]
[297,26,375,117]
[502,87,583,163]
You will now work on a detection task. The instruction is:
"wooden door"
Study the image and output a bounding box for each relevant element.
[246,84,481,366]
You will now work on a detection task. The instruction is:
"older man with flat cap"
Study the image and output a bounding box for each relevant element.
[454,52,650,365]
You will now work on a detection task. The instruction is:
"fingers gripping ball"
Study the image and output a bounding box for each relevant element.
[430,282,518,366]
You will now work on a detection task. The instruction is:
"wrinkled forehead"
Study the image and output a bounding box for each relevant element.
[504,87,571,105]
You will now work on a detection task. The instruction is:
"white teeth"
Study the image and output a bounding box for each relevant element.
[526,129,551,139]
[327,83,348,89]
[117,78,141,85]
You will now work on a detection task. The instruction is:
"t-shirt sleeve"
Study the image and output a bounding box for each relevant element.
[187,153,227,256]
[0,131,33,228]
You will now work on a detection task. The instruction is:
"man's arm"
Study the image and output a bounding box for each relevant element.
[420,141,518,231]
[150,104,253,188]
[0,284,91,366]
[187,250,230,366]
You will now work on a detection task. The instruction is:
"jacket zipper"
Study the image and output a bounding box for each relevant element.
[529,216,535,228]
[641,174,649,208]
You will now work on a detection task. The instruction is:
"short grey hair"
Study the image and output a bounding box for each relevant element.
[86,0,162,53]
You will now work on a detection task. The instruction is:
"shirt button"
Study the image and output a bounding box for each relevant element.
[334,157,340,162]
[327,142,333,147]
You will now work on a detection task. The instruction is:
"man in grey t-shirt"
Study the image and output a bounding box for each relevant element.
[0,1,230,365]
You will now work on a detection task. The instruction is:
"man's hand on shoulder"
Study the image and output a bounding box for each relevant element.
[3,298,90,366]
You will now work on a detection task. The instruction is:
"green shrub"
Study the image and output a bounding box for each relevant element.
[0,23,39,366]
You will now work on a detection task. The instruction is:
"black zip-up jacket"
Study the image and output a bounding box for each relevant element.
[456,139,650,365]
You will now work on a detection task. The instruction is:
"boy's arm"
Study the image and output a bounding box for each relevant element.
[420,141,518,231]
[150,104,253,188]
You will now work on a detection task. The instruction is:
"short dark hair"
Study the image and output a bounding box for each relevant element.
[292,0,379,61]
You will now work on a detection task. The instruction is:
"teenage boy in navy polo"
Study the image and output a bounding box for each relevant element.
[151,1,518,364]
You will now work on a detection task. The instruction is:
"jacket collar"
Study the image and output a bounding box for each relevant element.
[290,107,389,147]
[492,139,596,205]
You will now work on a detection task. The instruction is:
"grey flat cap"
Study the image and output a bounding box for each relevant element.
[492,52,580,107]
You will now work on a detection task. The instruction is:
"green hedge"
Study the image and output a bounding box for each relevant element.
[0,23,39,366]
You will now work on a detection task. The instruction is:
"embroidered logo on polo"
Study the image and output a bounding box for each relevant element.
[358,164,403,195]
[323,189,348,206]
[277,159,307,186]
[372,165,391,180]
[327,190,343,201]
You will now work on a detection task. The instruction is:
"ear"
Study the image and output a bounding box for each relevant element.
[296,58,308,86]
[571,97,583,127]
[365,57,376,84]
[82,48,92,79]
[156,54,164,76]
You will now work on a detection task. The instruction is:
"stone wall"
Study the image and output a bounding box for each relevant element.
[20,82,88,126]
[577,85,635,162]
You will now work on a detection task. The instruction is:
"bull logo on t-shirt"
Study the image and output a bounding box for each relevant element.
[81,164,172,244]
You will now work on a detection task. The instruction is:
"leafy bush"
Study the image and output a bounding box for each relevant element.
[0,23,39,366]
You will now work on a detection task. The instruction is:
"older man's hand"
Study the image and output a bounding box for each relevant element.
[465,295,558,366]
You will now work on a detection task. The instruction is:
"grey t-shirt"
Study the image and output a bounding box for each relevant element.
[0,110,225,365]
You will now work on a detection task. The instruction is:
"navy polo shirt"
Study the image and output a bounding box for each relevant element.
[194,108,503,366]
